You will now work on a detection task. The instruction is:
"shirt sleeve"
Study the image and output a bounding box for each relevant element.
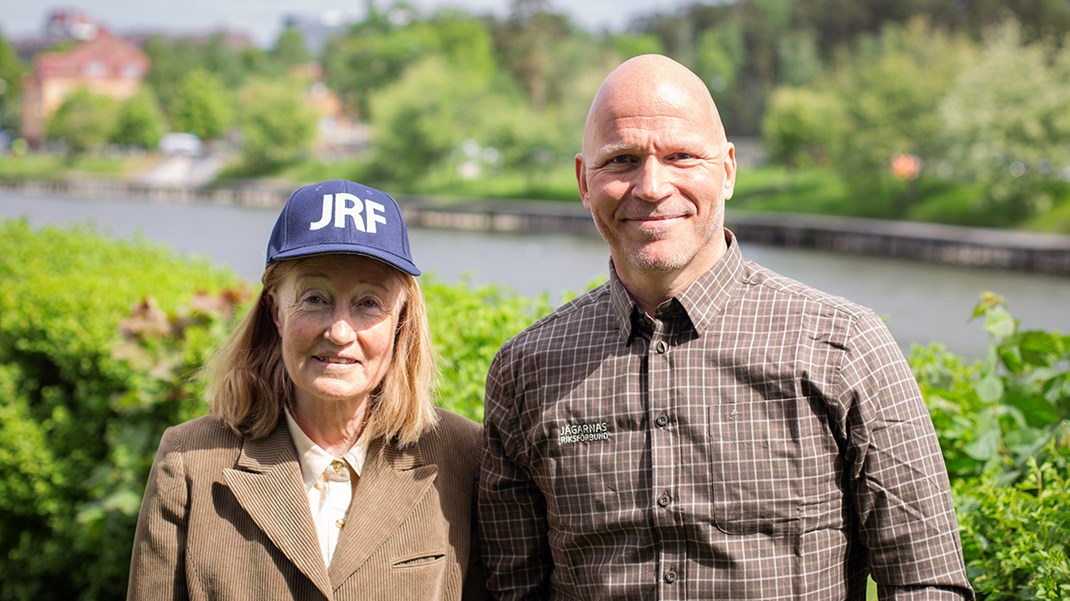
[478,349,554,600]
[838,310,974,600]
[127,426,190,601]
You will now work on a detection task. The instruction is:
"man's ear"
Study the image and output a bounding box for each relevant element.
[575,153,591,209]
[721,143,737,201]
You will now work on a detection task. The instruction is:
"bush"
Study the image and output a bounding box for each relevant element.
[954,445,1070,600]
[0,220,240,600]
[423,275,552,421]
[911,292,1070,599]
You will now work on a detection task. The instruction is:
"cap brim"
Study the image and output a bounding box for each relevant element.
[268,244,421,276]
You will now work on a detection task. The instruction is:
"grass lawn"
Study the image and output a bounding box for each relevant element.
[0,152,162,181]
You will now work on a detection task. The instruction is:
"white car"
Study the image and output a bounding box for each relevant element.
[159,133,203,157]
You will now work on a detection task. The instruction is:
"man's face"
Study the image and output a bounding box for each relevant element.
[576,80,735,287]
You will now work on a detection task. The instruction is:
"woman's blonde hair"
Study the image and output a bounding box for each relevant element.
[203,258,440,446]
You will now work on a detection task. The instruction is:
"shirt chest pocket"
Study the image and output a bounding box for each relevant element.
[709,395,841,537]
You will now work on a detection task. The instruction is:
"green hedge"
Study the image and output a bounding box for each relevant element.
[1,221,1067,599]
[0,220,240,599]
[911,292,1070,599]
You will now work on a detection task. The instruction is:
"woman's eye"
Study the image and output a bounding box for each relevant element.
[358,297,383,310]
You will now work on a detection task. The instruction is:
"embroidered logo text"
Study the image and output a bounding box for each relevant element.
[559,421,610,445]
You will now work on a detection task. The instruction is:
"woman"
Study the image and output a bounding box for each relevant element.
[127,179,485,600]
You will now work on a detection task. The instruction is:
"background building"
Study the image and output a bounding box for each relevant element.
[20,26,148,147]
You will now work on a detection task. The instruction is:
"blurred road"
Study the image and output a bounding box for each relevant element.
[136,152,227,186]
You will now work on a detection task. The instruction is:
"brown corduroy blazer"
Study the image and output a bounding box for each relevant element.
[127,408,486,601]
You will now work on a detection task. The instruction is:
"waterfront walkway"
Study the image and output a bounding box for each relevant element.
[3,179,1069,275]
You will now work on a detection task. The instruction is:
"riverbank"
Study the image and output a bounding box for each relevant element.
[4,178,1070,275]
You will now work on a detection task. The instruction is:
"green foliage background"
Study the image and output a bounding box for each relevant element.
[0,221,1067,600]
[5,2,1070,230]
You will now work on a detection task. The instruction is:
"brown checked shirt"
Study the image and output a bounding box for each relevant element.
[478,233,973,600]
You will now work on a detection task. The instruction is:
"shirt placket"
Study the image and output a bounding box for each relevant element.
[318,458,354,566]
[647,317,683,599]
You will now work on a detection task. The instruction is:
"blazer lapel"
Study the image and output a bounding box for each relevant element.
[327,436,439,589]
[223,420,333,599]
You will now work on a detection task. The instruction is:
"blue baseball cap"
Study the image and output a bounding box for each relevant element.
[266,179,420,275]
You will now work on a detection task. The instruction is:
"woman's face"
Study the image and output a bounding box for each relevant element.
[270,254,405,412]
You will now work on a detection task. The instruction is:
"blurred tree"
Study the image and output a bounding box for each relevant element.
[45,88,119,158]
[610,33,665,60]
[821,19,975,214]
[271,26,312,69]
[367,55,531,184]
[938,22,1070,223]
[537,34,621,136]
[0,31,27,135]
[494,0,572,111]
[639,1,791,134]
[761,86,843,169]
[775,29,822,87]
[237,77,319,173]
[171,69,232,140]
[142,36,205,118]
[323,8,449,119]
[198,32,249,88]
[239,45,274,78]
[693,24,744,106]
[142,34,264,121]
[110,89,166,150]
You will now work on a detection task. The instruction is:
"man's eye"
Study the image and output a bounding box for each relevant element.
[608,155,635,165]
[669,152,694,160]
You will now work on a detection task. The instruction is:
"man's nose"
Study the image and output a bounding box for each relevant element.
[633,158,672,201]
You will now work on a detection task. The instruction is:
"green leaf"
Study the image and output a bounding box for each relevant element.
[1017,330,1064,368]
[964,427,1002,462]
[976,374,1005,404]
[964,408,1002,461]
[1003,388,1060,428]
[998,344,1025,374]
[983,305,1017,341]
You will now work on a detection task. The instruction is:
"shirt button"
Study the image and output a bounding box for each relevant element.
[657,494,671,508]
[655,414,668,427]
[664,570,677,584]
[655,340,668,354]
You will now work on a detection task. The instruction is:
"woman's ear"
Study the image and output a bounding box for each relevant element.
[266,292,281,330]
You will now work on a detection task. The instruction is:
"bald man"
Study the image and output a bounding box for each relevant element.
[478,55,973,600]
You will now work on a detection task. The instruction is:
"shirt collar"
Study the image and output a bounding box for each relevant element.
[284,409,368,492]
[610,229,745,339]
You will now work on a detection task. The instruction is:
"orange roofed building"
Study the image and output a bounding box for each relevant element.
[20,28,149,147]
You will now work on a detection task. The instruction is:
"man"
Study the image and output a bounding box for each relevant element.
[478,54,973,600]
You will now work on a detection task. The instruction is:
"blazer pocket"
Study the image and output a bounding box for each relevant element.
[392,552,446,569]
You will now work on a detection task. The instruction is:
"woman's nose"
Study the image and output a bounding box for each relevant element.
[325,317,357,344]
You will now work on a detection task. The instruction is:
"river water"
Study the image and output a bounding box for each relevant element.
[2,191,1068,358]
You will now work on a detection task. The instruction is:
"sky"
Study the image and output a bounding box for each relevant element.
[1,0,693,47]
